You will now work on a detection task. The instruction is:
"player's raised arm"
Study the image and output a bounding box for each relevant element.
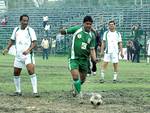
[60,26,81,35]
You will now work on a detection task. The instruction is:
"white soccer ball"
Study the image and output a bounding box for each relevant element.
[90,93,103,107]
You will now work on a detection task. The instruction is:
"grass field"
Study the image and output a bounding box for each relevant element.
[0,54,150,113]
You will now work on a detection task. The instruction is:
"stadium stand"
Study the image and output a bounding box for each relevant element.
[0,4,150,54]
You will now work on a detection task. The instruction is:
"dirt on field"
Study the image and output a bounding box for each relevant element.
[0,89,150,113]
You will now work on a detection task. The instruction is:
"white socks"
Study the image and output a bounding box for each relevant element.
[14,76,21,93]
[113,72,118,80]
[14,74,38,94]
[30,74,38,93]
[147,57,150,63]
[100,71,118,80]
[100,70,105,80]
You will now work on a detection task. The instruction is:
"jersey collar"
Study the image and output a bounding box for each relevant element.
[82,27,92,34]
[18,25,29,30]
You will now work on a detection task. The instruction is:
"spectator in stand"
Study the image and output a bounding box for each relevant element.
[43,16,48,28]
[1,15,8,27]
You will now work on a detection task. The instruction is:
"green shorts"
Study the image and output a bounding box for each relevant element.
[68,58,89,73]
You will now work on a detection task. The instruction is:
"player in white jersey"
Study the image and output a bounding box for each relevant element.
[100,20,124,83]
[146,39,150,63]
[3,14,39,97]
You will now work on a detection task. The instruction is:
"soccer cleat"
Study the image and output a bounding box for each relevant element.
[71,84,78,97]
[87,74,91,77]
[33,93,40,98]
[99,79,105,83]
[79,92,84,104]
[92,72,96,76]
[9,92,22,96]
[113,80,117,83]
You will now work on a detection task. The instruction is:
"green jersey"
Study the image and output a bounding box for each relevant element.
[66,26,95,59]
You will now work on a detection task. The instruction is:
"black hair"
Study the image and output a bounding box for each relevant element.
[109,20,115,25]
[20,14,29,21]
[83,16,93,23]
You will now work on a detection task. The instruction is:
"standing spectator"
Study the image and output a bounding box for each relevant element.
[51,38,56,55]
[126,39,134,61]
[41,37,49,60]
[100,20,124,83]
[132,39,142,63]
[60,16,97,102]
[44,22,50,37]
[56,31,64,52]
[2,14,39,97]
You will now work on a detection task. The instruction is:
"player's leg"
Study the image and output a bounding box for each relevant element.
[112,53,119,82]
[11,57,23,96]
[13,67,22,95]
[26,54,39,97]
[147,56,150,63]
[147,48,150,63]
[87,58,92,76]
[71,69,81,94]
[100,53,110,82]
[78,59,89,103]
[69,59,81,95]
[112,63,118,81]
[100,62,108,82]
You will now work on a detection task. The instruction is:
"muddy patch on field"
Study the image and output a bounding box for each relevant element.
[0,89,150,113]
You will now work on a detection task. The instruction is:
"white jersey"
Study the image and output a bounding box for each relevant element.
[103,30,122,54]
[11,26,37,57]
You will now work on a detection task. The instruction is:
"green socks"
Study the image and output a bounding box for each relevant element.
[73,79,81,93]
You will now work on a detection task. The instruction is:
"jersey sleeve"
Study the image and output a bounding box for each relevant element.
[102,31,107,41]
[10,27,18,40]
[29,28,37,41]
[66,26,81,34]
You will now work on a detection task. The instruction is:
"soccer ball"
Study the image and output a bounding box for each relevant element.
[90,93,103,107]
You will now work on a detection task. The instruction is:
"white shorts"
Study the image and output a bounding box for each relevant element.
[14,53,35,68]
[103,53,119,63]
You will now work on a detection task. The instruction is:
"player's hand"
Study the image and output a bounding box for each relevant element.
[2,48,8,55]
[94,58,100,63]
[23,50,30,55]
[120,53,124,59]
[100,52,104,58]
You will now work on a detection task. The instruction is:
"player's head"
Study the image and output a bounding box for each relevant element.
[108,20,116,31]
[83,16,93,32]
[20,14,29,29]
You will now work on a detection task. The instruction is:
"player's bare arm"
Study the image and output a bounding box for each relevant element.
[2,39,14,55]
[90,48,97,63]
[100,40,105,57]
[118,41,124,58]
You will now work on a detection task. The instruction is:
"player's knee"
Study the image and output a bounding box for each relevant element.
[14,69,21,76]
[28,70,34,75]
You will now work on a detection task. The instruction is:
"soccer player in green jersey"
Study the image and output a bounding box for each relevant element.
[60,16,97,100]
